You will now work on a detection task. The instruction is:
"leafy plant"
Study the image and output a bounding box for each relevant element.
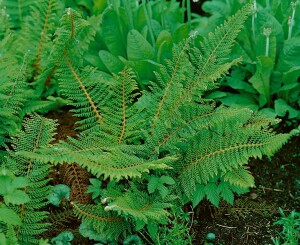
[0,0,298,244]
[198,0,300,120]
[17,2,298,242]
[154,206,194,245]
[271,208,300,245]
[51,231,74,245]
[48,184,71,207]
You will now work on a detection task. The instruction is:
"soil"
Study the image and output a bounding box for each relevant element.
[193,124,300,245]
[46,108,299,245]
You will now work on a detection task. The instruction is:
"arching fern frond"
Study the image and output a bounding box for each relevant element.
[0,48,32,150]
[71,202,130,239]
[5,115,57,244]
[0,0,44,29]
[20,140,174,181]
[15,0,60,79]
[104,187,171,224]
[176,109,293,199]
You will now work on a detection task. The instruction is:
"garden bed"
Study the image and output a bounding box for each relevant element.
[48,109,299,244]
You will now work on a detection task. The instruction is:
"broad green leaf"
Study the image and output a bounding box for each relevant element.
[79,222,106,241]
[274,99,299,119]
[0,205,21,225]
[226,77,257,94]
[51,231,74,245]
[219,93,259,111]
[205,183,220,207]
[158,185,168,199]
[192,184,205,208]
[283,67,300,85]
[206,91,227,99]
[99,50,124,73]
[172,24,189,44]
[48,184,70,207]
[277,37,300,72]
[147,223,158,240]
[135,220,146,231]
[0,234,6,245]
[4,190,30,205]
[0,176,10,195]
[11,176,29,189]
[86,178,102,200]
[127,29,155,61]
[249,56,274,107]
[101,9,127,57]
[84,54,107,71]
[123,235,142,245]
[92,0,108,14]
[218,182,234,205]
[156,30,172,47]
[159,176,175,185]
[148,176,159,194]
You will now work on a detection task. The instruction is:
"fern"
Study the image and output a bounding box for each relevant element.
[0,0,41,29]
[4,115,57,244]
[175,110,292,198]
[0,44,31,150]
[59,162,92,204]
[0,0,61,152]
[104,186,171,224]
[71,202,130,239]
[15,3,297,242]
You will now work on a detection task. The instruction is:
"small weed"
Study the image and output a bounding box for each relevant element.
[270,208,300,245]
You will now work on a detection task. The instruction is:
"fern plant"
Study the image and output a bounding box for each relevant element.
[4,115,57,244]
[16,2,298,242]
[1,0,297,243]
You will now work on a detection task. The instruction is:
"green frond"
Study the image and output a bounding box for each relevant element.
[0,3,11,37]
[5,115,57,244]
[71,202,130,240]
[0,50,32,149]
[176,109,291,198]
[105,187,171,224]
[0,0,44,29]
[51,8,95,65]
[20,138,174,181]
[164,4,251,121]
[58,65,109,133]
[222,166,255,189]
[5,224,19,245]
[14,0,60,77]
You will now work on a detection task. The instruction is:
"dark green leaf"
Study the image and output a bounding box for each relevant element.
[127,29,155,61]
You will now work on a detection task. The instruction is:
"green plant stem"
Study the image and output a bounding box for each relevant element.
[187,0,192,32]
[142,0,156,51]
[265,36,269,56]
[288,1,299,39]
[160,0,165,30]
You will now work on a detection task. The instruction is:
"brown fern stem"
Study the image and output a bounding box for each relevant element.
[64,51,106,130]
[118,69,127,144]
[71,202,123,222]
[60,162,92,204]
